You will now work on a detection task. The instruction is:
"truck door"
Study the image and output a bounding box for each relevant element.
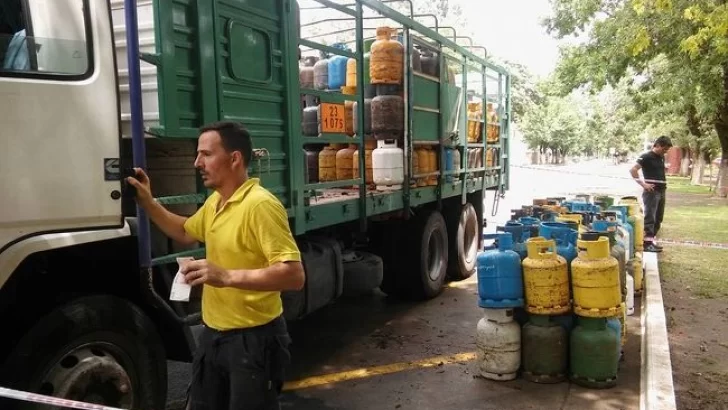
[0,0,122,251]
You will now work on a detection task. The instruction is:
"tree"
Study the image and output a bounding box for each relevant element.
[545,0,728,196]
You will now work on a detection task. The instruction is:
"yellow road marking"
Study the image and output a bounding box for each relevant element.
[283,351,478,391]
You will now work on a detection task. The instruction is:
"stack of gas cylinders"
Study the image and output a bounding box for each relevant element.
[475,194,645,388]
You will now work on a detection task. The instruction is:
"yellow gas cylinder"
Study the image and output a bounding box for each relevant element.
[619,196,642,213]
[318,145,337,182]
[353,138,376,184]
[342,86,356,136]
[416,147,429,187]
[369,26,404,85]
[522,237,571,315]
[410,146,419,188]
[346,57,357,88]
[466,102,482,143]
[626,203,644,251]
[426,146,438,186]
[572,234,622,318]
[336,144,356,181]
[632,251,643,294]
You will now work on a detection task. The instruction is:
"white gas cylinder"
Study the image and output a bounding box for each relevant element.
[372,140,404,191]
[626,273,635,315]
[475,308,521,381]
[618,226,632,261]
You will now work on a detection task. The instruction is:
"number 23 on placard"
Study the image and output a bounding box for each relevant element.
[320,103,345,133]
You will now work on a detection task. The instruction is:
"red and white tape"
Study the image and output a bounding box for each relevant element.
[0,386,127,410]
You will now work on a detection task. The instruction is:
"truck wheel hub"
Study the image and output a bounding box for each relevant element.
[39,345,133,408]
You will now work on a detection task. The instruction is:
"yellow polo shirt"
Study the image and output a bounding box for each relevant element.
[183,178,301,331]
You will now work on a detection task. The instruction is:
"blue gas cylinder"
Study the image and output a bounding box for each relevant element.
[609,206,634,255]
[538,222,578,267]
[327,43,349,90]
[497,221,528,259]
[477,233,524,308]
[519,216,541,239]
[444,147,454,182]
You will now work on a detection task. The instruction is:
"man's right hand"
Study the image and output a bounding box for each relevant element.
[126,167,154,206]
[642,182,655,192]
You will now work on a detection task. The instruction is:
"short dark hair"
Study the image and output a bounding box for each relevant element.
[654,135,673,148]
[199,121,252,166]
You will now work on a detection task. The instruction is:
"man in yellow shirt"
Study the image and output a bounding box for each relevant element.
[127,121,305,410]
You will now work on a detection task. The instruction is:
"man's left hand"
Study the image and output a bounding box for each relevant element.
[181,259,231,287]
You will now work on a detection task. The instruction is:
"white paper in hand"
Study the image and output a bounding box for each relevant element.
[170,257,194,302]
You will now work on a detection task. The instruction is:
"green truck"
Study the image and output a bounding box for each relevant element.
[0,0,509,408]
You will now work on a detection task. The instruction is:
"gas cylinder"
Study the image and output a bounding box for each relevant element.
[519,216,541,239]
[303,145,319,183]
[353,138,376,184]
[556,215,585,233]
[444,147,455,183]
[327,43,349,90]
[626,203,645,251]
[318,145,337,182]
[594,195,614,209]
[300,61,314,87]
[632,251,643,294]
[570,317,619,388]
[372,140,404,190]
[302,106,319,136]
[419,48,439,77]
[346,57,357,88]
[313,52,329,90]
[522,237,571,315]
[571,234,622,318]
[592,223,627,299]
[353,98,372,136]
[335,144,355,181]
[476,308,521,381]
[369,26,404,85]
[415,146,428,187]
[619,302,627,347]
[426,147,438,186]
[410,146,419,188]
[496,221,527,260]
[609,206,634,254]
[411,46,422,72]
[371,94,404,141]
[538,222,578,266]
[522,314,568,383]
[626,273,635,315]
[477,233,524,308]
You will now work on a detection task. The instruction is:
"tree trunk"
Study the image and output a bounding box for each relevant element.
[691,150,706,185]
[679,147,691,177]
[715,63,728,197]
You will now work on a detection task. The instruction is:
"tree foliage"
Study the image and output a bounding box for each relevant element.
[544,0,728,195]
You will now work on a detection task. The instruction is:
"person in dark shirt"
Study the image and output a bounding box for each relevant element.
[630,136,673,253]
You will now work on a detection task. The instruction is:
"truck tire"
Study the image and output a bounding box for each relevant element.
[405,209,449,300]
[342,250,384,296]
[0,295,167,410]
[447,202,479,281]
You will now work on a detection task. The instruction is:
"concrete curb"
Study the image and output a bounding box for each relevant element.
[640,252,677,410]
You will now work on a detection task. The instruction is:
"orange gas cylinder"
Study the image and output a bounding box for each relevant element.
[346,57,357,88]
[342,86,356,136]
[369,26,404,85]
[416,146,429,187]
[318,145,337,182]
[336,144,356,180]
[426,146,438,186]
[410,147,419,187]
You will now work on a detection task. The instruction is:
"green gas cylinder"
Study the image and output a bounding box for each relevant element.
[522,314,568,383]
[569,317,620,389]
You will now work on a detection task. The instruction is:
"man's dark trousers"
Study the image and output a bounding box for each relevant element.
[642,188,666,241]
[186,316,291,410]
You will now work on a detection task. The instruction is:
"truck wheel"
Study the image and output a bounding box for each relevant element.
[406,209,449,300]
[342,250,384,296]
[447,202,479,281]
[0,295,167,410]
